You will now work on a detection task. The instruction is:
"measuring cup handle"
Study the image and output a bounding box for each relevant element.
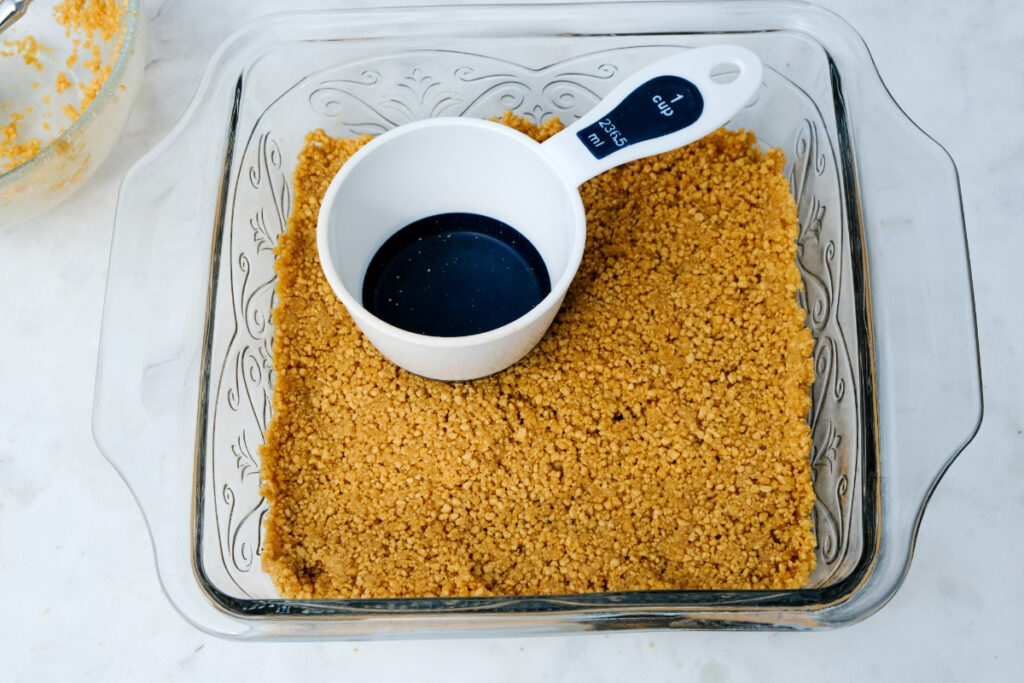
[539,46,763,187]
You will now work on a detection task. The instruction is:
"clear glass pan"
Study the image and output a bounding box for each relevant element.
[93,1,982,638]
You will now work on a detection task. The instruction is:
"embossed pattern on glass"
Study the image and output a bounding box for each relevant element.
[204,46,862,600]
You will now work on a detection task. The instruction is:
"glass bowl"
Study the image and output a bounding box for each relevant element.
[0,0,144,227]
[93,1,982,638]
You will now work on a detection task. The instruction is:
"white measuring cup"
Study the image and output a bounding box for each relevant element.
[318,46,762,381]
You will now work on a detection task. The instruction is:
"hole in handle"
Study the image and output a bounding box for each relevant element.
[709,62,741,84]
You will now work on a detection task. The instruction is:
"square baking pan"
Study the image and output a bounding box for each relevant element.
[93,1,982,638]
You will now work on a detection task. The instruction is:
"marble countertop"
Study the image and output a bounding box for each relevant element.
[2,0,1021,679]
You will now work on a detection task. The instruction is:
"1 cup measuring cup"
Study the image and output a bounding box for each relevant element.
[317,45,763,381]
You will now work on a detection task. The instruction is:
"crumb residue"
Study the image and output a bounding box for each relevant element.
[52,0,126,121]
[1,114,42,171]
[0,0,126,172]
[260,113,817,599]
[0,35,49,70]
[55,71,73,93]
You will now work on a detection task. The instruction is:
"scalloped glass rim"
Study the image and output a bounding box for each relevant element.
[0,0,141,186]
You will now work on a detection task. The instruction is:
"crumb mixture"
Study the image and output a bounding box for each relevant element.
[260,113,816,599]
[1,113,41,171]
[53,0,126,118]
[0,0,126,172]
[0,35,48,70]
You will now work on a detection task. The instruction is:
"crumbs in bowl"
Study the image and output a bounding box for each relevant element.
[259,113,817,599]
[1,0,127,173]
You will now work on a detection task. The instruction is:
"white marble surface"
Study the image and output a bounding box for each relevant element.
[2,0,1022,679]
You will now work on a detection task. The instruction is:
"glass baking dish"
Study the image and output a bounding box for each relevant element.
[93,1,982,638]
